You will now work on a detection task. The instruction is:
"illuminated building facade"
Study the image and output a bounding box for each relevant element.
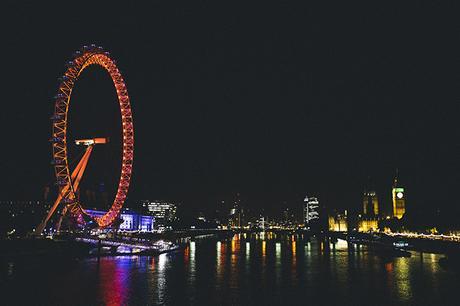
[282,207,295,227]
[363,191,379,216]
[141,200,177,229]
[358,218,379,232]
[392,175,405,219]
[328,210,348,232]
[229,206,245,229]
[303,196,320,227]
[86,209,153,232]
[228,193,246,229]
[359,189,379,232]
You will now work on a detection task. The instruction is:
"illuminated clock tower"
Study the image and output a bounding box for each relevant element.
[392,173,405,219]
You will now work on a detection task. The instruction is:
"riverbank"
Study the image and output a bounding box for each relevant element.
[336,232,460,255]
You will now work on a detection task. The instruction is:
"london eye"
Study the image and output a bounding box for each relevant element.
[37,45,134,233]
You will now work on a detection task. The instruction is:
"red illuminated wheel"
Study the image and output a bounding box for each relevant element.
[51,45,134,227]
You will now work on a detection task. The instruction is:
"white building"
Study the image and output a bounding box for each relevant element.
[303,196,319,226]
[141,200,177,230]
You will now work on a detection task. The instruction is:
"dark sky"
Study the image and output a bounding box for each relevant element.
[0,1,458,217]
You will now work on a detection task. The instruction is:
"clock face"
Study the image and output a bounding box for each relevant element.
[397,192,403,199]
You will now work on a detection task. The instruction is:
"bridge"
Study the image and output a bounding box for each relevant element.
[75,237,179,255]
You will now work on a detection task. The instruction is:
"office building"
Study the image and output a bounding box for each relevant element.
[141,200,177,229]
[229,205,245,229]
[303,196,320,227]
[228,193,247,229]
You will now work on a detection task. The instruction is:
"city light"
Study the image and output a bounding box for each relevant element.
[0,5,457,306]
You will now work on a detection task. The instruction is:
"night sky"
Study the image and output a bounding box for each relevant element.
[0,1,457,217]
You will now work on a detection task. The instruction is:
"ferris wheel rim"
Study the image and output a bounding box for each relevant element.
[51,45,134,228]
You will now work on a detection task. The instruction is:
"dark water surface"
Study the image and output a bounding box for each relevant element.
[1,235,459,306]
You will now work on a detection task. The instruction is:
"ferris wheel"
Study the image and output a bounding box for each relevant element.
[37,45,134,233]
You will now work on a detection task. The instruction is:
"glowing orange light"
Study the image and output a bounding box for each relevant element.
[36,46,134,233]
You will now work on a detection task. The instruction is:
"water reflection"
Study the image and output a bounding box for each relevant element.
[305,241,311,255]
[231,234,240,253]
[230,236,240,290]
[291,239,297,271]
[335,238,348,251]
[7,262,14,276]
[245,242,250,260]
[2,236,456,306]
[189,241,196,275]
[291,240,296,256]
[385,262,393,272]
[261,240,267,286]
[393,258,412,302]
[262,240,267,260]
[158,253,167,272]
[155,254,168,303]
[429,253,439,273]
[216,240,225,288]
[275,242,281,285]
[183,244,189,266]
[97,257,130,306]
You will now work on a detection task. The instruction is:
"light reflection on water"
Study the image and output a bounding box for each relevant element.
[189,241,196,273]
[1,236,458,306]
[394,257,412,302]
[230,235,240,290]
[245,241,250,260]
[97,257,126,306]
[275,242,281,286]
[7,262,14,276]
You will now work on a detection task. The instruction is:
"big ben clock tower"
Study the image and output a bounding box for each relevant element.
[392,172,405,219]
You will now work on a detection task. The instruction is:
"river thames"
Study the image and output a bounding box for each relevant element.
[1,235,459,306]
